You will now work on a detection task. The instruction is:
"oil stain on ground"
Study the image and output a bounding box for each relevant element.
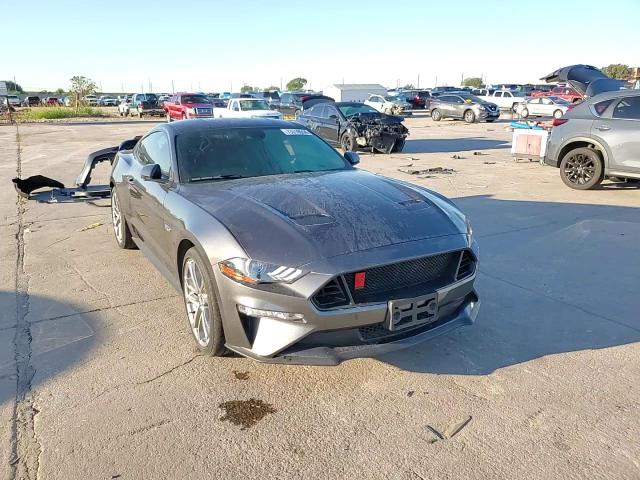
[233,370,250,380]
[219,399,276,430]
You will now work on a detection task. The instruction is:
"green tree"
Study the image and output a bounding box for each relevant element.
[55,88,65,95]
[401,84,415,90]
[463,77,483,88]
[602,64,631,80]
[286,77,307,91]
[3,80,23,93]
[240,85,255,93]
[265,85,280,91]
[69,76,97,111]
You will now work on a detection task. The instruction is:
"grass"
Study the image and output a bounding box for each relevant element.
[17,106,107,121]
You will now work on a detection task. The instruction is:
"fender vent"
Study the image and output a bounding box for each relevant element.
[456,250,475,280]
[312,278,349,309]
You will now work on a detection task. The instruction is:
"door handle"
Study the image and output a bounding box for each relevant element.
[595,125,611,131]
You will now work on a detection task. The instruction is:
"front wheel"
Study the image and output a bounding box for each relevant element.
[182,248,226,356]
[559,147,603,190]
[464,110,476,123]
[553,109,563,119]
[111,188,136,249]
[431,109,442,121]
[340,132,356,152]
[520,108,529,118]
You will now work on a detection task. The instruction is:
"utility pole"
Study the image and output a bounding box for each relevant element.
[435,76,438,87]
[417,74,420,88]
[280,77,282,90]
[171,80,175,94]
[148,79,152,93]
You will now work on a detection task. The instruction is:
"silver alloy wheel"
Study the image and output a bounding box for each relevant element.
[183,258,211,347]
[464,110,475,123]
[111,189,123,244]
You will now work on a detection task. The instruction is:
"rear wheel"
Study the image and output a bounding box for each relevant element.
[111,188,136,249]
[464,110,476,123]
[431,108,442,121]
[553,109,563,119]
[182,248,226,356]
[559,147,603,190]
[520,108,529,118]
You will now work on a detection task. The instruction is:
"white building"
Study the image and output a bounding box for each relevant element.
[323,84,387,103]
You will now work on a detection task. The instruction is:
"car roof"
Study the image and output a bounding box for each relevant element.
[586,89,637,103]
[159,118,300,135]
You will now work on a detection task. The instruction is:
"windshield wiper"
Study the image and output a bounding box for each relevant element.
[189,174,246,182]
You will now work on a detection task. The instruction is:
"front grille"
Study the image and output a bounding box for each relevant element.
[343,252,459,305]
[195,108,212,115]
[456,250,475,281]
[311,278,349,309]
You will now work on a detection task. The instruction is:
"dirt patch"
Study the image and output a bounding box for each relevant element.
[219,399,276,430]
[233,371,250,381]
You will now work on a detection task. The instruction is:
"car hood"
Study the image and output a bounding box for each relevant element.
[179,170,464,266]
[346,111,403,125]
[541,64,626,97]
[184,103,213,108]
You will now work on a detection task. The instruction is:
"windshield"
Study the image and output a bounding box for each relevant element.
[338,104,379,116]
[176,127,350,183]
[141,94,158,102]
[458,94,484,103]
[239,99,270,110]
[181,95,210,104]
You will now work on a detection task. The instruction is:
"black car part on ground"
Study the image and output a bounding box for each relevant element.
[12,136,141,200]
[347,112,408,154]
[541,64,627,97]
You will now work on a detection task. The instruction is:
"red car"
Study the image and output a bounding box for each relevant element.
[44,97,61,106]
[163,93,214,121]
[531,86,583,103]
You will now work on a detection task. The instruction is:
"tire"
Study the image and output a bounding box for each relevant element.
[166,111,172,123]
[559,147,603,190]
[431,108,442,121]
[553,109,563,119]
[181,248,226,356]
[463,110,476,123]
[340,132,356,152]
[138,111,143,118]
[111,188,136,249]
[520,108,529,118]
[294,109,300,120]
[486,119,495,123]
[512,103,519,113]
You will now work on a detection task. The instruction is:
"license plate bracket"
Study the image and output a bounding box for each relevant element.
[387,294,438,331]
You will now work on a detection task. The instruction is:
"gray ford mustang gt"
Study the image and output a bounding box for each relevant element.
[109,118,480,365]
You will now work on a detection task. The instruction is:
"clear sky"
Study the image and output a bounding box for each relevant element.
[2,0,639,93]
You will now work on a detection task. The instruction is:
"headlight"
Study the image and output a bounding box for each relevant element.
[219,257,305,285]
[466,218,474,243]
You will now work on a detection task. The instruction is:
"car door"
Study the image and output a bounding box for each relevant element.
[319,105,340,143]
[593,94,640,173]
[538,97,553,116]
[303,105,324,135]
[367,95,383,112]
[127,131,173,266]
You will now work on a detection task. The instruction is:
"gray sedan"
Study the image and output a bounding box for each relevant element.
[110,119,479,364]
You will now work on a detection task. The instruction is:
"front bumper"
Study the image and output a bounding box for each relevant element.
[215,236,480,365]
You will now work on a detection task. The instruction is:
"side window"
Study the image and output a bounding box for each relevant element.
[504,92,512,98]
[281,94,290,104]
[314,105,327,118]
[232,101,240,111]
[494,92,503,98]
[541,98,552,105]
[592,99,614,116]
[139,132,171,176]
[612,96,640,120]
[325,106,339,118]
[529,98,540,104]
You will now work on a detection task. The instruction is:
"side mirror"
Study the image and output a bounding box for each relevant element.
[141,163,163,181]
[344,151,360,165]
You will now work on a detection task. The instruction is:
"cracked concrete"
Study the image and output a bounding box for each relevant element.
[0,118,639,479]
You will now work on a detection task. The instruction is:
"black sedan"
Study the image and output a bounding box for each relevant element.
[296,102,409,154]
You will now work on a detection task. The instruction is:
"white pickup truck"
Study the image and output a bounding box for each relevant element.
[213,98,283,119]
[476,89,528,111]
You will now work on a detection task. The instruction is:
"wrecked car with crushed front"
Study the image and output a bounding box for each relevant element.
[296,101,409,153]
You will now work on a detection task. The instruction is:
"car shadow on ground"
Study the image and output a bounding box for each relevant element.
[0,292,100,406]
[378,195,640,374]
[403,137,510,154]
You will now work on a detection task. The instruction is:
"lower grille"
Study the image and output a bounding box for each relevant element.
[311,278,349,309]
[456,250,475,280]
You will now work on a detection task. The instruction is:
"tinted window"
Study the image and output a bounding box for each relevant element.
[494,92,503,97]
[325,106,339,118]
[612,96,640,120]
[280,94,291,103]
[180,95,210,104]
[308,105,325,118]
[176,127,349,182]
[139,132,171,176]
[593,99,614,116]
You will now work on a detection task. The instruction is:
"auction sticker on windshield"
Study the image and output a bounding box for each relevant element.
[281,129,312,135]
